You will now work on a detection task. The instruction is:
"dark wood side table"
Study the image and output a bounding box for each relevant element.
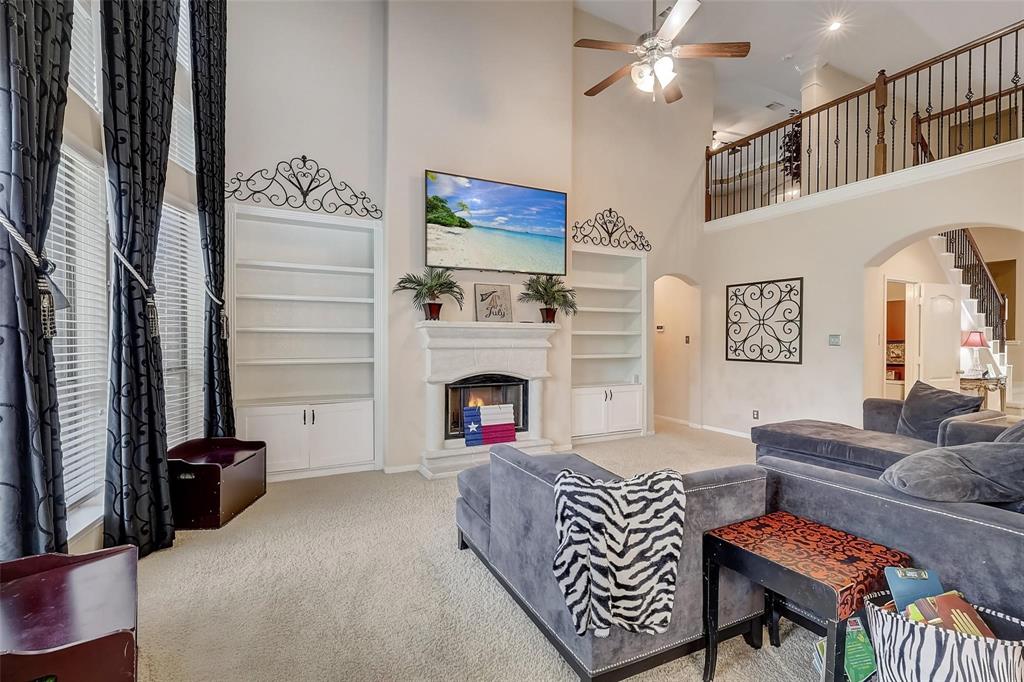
[702,512,910,682]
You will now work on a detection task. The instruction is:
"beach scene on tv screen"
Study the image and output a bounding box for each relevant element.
[426,171,566,275]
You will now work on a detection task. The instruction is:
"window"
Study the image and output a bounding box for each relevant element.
[154,204,205,448]
[69,0,100,110]
[176,0,191,72]
[47,146,108,507]
[168,99,196,172]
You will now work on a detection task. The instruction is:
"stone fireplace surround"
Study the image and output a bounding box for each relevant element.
[416,321,560,479]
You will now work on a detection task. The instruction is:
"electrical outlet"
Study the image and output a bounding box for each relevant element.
[752,410,759,420]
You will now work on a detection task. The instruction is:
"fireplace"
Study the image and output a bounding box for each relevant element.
[445,374,528,440]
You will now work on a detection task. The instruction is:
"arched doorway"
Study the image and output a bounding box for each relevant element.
[652,274,702,430]
[864,224,1024,414]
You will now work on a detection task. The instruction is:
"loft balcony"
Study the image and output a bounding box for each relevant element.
[705,21,1024,222]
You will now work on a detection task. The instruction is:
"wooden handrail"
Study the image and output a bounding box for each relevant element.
[708,19,1024,159]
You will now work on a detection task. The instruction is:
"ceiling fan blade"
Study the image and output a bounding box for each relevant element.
[584,63,633,97]
[657,0,701,43]
[574,38,637,53]
[663,81,683,104]
[672,42,751,59]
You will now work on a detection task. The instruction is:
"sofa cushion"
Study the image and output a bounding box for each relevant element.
[457,463,491,522]
[995,419,1024,444]
[881,442,1024,504]
[457,450,620,524]
[896,381,983,444]
[752,419,934,472]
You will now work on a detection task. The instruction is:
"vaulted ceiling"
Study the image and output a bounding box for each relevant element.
[575,0,1023,140]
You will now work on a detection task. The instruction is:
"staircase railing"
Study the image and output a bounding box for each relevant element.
[942,227,1008,344]
[706,20,1024,221]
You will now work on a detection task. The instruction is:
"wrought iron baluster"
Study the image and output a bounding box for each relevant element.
[855,95,861,181]
[890,80,897,171]
[926,66,933,161]
[996,35,1002,143]
[865,90,872,179]
[940,59,946,159]
[903,76,908,170]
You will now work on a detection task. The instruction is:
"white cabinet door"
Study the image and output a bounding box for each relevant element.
[606,385,643,433]
[237,404,309,473]
[572,388,608,437]
[308,400,374,469]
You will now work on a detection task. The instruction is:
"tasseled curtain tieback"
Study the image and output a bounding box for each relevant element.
[204,282,229,340]
[2,211,61,338]
[108,237,161,339]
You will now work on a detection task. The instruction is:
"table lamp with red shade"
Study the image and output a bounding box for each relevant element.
[962,330,988,374]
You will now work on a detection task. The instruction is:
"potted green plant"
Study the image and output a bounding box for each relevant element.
[519,274,577,323]
[393,267,465,320]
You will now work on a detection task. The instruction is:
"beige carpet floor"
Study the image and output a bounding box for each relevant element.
[137,421,816,681]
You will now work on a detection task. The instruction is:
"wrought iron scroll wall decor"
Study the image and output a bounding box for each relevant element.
[225,155,383,218]
[571,208,652,252]
[726,277,803,364]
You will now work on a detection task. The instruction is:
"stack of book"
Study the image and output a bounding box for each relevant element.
[811,616,876,682]
[463,404,516,446]
[882,567,994,637]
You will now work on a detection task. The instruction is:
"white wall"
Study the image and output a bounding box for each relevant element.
[572,8,713,432]
[225,0,385,202]
[700,146,1024,435]
[384,1,574,469]
[653,276,700,424]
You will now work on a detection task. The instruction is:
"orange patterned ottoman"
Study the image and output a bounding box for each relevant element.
[702,511,911,682]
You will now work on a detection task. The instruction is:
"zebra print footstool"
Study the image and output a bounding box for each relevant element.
[702,511,911,682]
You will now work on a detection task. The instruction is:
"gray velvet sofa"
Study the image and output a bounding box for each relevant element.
[456,444,767,682]
[751,398,1004,478]
[759,455,1024,618]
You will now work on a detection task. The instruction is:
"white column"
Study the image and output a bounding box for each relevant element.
[528,379,543,441]
[425,381,445,453]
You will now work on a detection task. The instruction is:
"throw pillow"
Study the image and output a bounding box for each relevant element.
[881,442,1024,504]
[896,381,983,443]
[995,419,1024,444]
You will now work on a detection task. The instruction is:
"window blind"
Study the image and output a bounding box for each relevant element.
[46,146,108,507]
[176,0,191,72]
[169,100,196,172]
[154,204,205,448]
[69,0,99,111]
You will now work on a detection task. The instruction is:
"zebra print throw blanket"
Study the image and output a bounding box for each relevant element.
[552,469,686,638]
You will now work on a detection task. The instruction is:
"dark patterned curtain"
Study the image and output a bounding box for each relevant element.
[189,0,233,437]
[0,0,74,560]
[101,0,179,557]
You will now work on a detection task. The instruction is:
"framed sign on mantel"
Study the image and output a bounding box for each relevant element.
[726,277,803,364]
[474,283,513,322]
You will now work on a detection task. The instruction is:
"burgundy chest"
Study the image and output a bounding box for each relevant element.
[167,438,267,529]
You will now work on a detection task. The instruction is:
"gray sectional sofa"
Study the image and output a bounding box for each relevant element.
[456,444,767,682]
[751,398,1004,478]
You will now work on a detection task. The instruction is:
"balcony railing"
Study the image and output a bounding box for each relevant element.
[705,21,1024,221]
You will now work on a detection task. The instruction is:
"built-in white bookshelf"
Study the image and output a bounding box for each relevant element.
[571,248,647,389]
[227,203,384,477]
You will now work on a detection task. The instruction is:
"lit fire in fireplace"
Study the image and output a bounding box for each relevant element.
[467,394,487,408]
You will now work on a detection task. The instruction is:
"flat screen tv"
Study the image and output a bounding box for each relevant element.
[425,170,567,276]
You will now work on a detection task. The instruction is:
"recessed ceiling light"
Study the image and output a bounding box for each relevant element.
[828,21,842,31]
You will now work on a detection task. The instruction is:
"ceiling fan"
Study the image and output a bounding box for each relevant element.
[574,0,750,104]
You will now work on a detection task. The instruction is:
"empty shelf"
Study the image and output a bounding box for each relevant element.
[571,353,642,360]
[236,294,373,304]
[236,357,375,366]
[236,327,374,334]
[577,307,642,314]
[236,260,374,275]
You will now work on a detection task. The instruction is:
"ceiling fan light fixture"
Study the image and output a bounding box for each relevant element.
[631,62,655,92]
[654,56,676,87]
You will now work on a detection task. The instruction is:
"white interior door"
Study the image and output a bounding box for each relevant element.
[606,385,643,433]
[238,404,309,473]
[308,400,374,469]
[572,388,608,437]
[918,283,963,391]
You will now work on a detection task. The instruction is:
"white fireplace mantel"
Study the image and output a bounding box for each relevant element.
[415,321,560,478]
